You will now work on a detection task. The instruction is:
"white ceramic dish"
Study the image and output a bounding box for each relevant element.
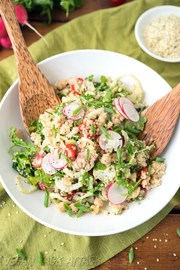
[135,5,180,62]
[0,50,179,236]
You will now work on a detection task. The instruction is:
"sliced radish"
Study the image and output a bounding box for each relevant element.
[122,102,139,122]
[49,151,67,170]
[99,130,123,153]
[106,181,127,205]
[63,102,84,121]
[119,97,139,122]
[41,154,57,175]
[114,98,128,119]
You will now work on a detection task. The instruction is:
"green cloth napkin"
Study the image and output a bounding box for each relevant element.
[0,0,180,269]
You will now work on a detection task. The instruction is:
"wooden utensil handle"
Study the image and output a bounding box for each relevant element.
[0,0,33,69]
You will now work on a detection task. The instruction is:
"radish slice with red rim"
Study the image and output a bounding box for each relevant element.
[41,154,57,175]
[114,98,129,119]
[63,102,84,121]
[49,151,67,170]
[106,181,128,205]
[122,102,139,122]
[119,97,139,122]
[99,130,123,153]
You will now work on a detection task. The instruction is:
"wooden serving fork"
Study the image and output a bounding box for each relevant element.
[0,0,59,132]
[139,83,180,159]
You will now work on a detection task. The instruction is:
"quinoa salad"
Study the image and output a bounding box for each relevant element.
[9,75,165,217]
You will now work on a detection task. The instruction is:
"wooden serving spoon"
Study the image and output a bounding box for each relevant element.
[139,83,180,159]
[0,0,59,132]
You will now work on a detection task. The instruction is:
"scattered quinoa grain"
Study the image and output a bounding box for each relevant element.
[154,245,157,248]
[173,253,177,257]
[137,261,140,265]
[156,258,159,262]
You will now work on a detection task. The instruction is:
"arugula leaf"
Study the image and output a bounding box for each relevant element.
[10,128,39,177]
[124,116,147,136]
[94,161,107,171]
[29,120,43,134]
[74,203,92,217]
[64,203,73,217]
[99,126,112,140]
[28,169,59,187]
[10,128,38,152]
[60,0,83,16]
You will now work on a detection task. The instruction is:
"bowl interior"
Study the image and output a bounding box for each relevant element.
[135,6,180,62]
[0,50,179,236]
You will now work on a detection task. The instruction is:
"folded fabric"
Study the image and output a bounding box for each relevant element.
[0,0,180,269]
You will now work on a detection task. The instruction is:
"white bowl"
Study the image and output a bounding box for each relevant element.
[135,5,180,62]
[0,50,179,236]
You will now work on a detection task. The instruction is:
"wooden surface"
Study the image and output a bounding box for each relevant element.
[0,1,179,269]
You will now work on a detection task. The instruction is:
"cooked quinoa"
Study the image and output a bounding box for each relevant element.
[10,75,166,217]
[143,15,180,59]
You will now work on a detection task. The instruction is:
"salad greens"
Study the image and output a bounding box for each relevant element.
[9,75,165,217]
[13,0,84,23]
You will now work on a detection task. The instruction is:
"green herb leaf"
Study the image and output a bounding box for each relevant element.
[148,164,152,176]
[116,148,122,163]
[176,228,180,237]
[99,126,112,140]
[73,105,83,116]
[16,248,27,260]
[91,124,95,135]
[86,149,90,160]
[74,203,92,217]
[154,157,165,163]
[64,203,73,217]
[104,107,115,114]
[124,116,147,136]
[94,161,107,171]
[129,247,134,264]
[52,124,57,138]
[44,190,49,208]
[37,252,44,265]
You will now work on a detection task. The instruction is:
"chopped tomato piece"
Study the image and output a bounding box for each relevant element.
[70,84,81,95]
[65,143,77,160]
[137,166,148,179]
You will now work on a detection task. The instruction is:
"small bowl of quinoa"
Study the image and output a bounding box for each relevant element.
[135,5,180,62]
